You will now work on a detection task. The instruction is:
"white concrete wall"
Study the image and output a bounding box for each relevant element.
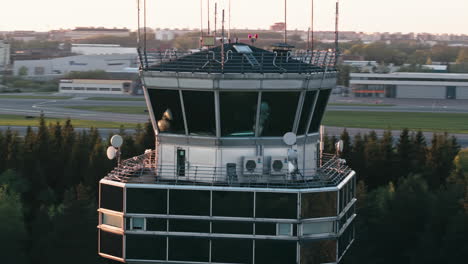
[396,85,445,99]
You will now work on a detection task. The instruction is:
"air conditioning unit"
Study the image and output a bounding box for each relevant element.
[242,156,264,176]
[270,156,289,176]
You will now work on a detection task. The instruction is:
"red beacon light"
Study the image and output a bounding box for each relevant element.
[248,34,252,39]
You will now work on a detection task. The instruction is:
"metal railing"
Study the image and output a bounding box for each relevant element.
[104,151,352,189]
[139,49,337,74]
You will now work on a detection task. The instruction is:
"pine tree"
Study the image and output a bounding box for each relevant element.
[380,129,395,185]
[411,130,427,173]
[339,129,352,161]
[349,133,366,182]
[397,128,412,179]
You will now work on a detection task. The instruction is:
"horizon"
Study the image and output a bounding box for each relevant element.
[1,0,467,35]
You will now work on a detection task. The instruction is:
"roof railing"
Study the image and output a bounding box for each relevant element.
[104,150,352,189]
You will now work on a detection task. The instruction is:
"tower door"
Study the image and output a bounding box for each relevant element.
[176,148,186,177]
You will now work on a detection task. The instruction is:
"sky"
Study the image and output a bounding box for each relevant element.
[1,0,467,34]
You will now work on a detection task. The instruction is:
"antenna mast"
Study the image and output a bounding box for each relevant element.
[221,9,225,70]
[311,0,314,51]
[335,0,340,62]
[143,0,148,67]
[228,0,231,41]
[200,0,204,47]
[207,0,211,35]
[214,2,218,37]
[284,0,287,43]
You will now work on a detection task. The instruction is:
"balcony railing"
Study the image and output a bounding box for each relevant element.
[139,49,337,74]
[104,151,353,189]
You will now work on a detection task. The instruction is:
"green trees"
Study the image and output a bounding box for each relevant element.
[0,116,155,264]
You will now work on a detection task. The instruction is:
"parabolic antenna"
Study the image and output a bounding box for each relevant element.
[106,146,117,160]
[111,135,123,148]
[336,140,344,153]
[283,132,297,146]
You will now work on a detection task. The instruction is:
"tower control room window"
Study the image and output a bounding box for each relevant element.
[258,92,301,137]
[309,89,331,133]
[220,92,258,137]
[182,91,216,136]
[148,89,185,135]
[297,91,317,135]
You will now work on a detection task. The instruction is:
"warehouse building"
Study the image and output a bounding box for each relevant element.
[350,72,468,99]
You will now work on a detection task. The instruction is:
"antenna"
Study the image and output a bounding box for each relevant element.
[311,0,314,51]
[207,0,211,35]
[284,0,287,44]
[221,9,225,70]
[228,0,231,41]
[283,132,297,146]
[200,0,203,47]
[335,0,340,64]
[143,0,148,67]
[214,2,218,37]
[108,135,124,165]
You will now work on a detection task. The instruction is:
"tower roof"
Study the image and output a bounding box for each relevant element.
[145,44,335,74]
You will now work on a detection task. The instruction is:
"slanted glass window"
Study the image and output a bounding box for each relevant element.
[220,92,258,137]
[258,92,301,137]
[131,217,145,230]
[300,240,337,264]
[301,192,338,218]
[99,230,123,258]
[297,91,317,135]
[303,221,334,235]
[148,89,185,134]
[100,183,123,212]
[277,223,292,236]
[309,89,331,133]
[182,91,216,136]
[102,213,122,228]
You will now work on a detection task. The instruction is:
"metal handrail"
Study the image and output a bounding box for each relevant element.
[104,150,352,189]
[141,50,337,74]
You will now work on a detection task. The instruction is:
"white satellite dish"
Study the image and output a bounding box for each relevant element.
[283,132,297,146]
[106,146,117,160]
[336,140,344,153]
[111,135,123,148]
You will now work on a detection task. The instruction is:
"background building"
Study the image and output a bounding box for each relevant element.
[58,79,135,95]
[350,72,468,99]
[71,44,137,55]
[65,27,131,40]
[0,40,10,71]
[13,54,137,80]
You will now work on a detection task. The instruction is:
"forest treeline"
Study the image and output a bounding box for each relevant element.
[0,116,467,263]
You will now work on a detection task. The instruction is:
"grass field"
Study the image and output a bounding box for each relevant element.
[0,95,73,100]
[63,106,148,115]
[323,111,468,134]
[85,97,146,101]
[329,103,395,107]
[0,114,137,129]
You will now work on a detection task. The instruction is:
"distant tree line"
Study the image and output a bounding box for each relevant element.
[0,116,466,263]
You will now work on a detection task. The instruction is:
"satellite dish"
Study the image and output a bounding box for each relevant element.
[111,135,123,148]
[283,132,297,146]
[106,146,117,160]
[336,140,344,153]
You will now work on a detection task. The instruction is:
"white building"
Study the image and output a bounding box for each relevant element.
[155,29,193,41]
[350,72,468,99]
[0,40,10,70]
[59,79,133,94]
[65,27,131,40]
[13,54,137,79]
[71,44,137,55]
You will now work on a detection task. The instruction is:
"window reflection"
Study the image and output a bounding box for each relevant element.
[220,92,258,137]
[309,89,331,133]
[259,92,300,137]
[182,91,216,136]
[148,89,185,134]
[297,91,317,135]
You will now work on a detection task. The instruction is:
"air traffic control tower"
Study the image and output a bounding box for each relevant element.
[98,43,356,264]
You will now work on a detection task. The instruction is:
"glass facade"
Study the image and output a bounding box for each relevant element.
[147,88,331,137]
[148,89,185,134]
[297,91,317,135]
[102,213,122,228]
[256,192,297,219]
[300,240,337,264]
[169,237,210,262]
[100,184,123,212]
[99,230,123,258]
[220,92,258,137]
[182,91,216,136]
[126,188,167,214]
[169,190,210,216]
[301,192,337,218]
[126,234,166,260]
[258,92,301,136]
[212,191,254,217]
[309,89,331,133]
